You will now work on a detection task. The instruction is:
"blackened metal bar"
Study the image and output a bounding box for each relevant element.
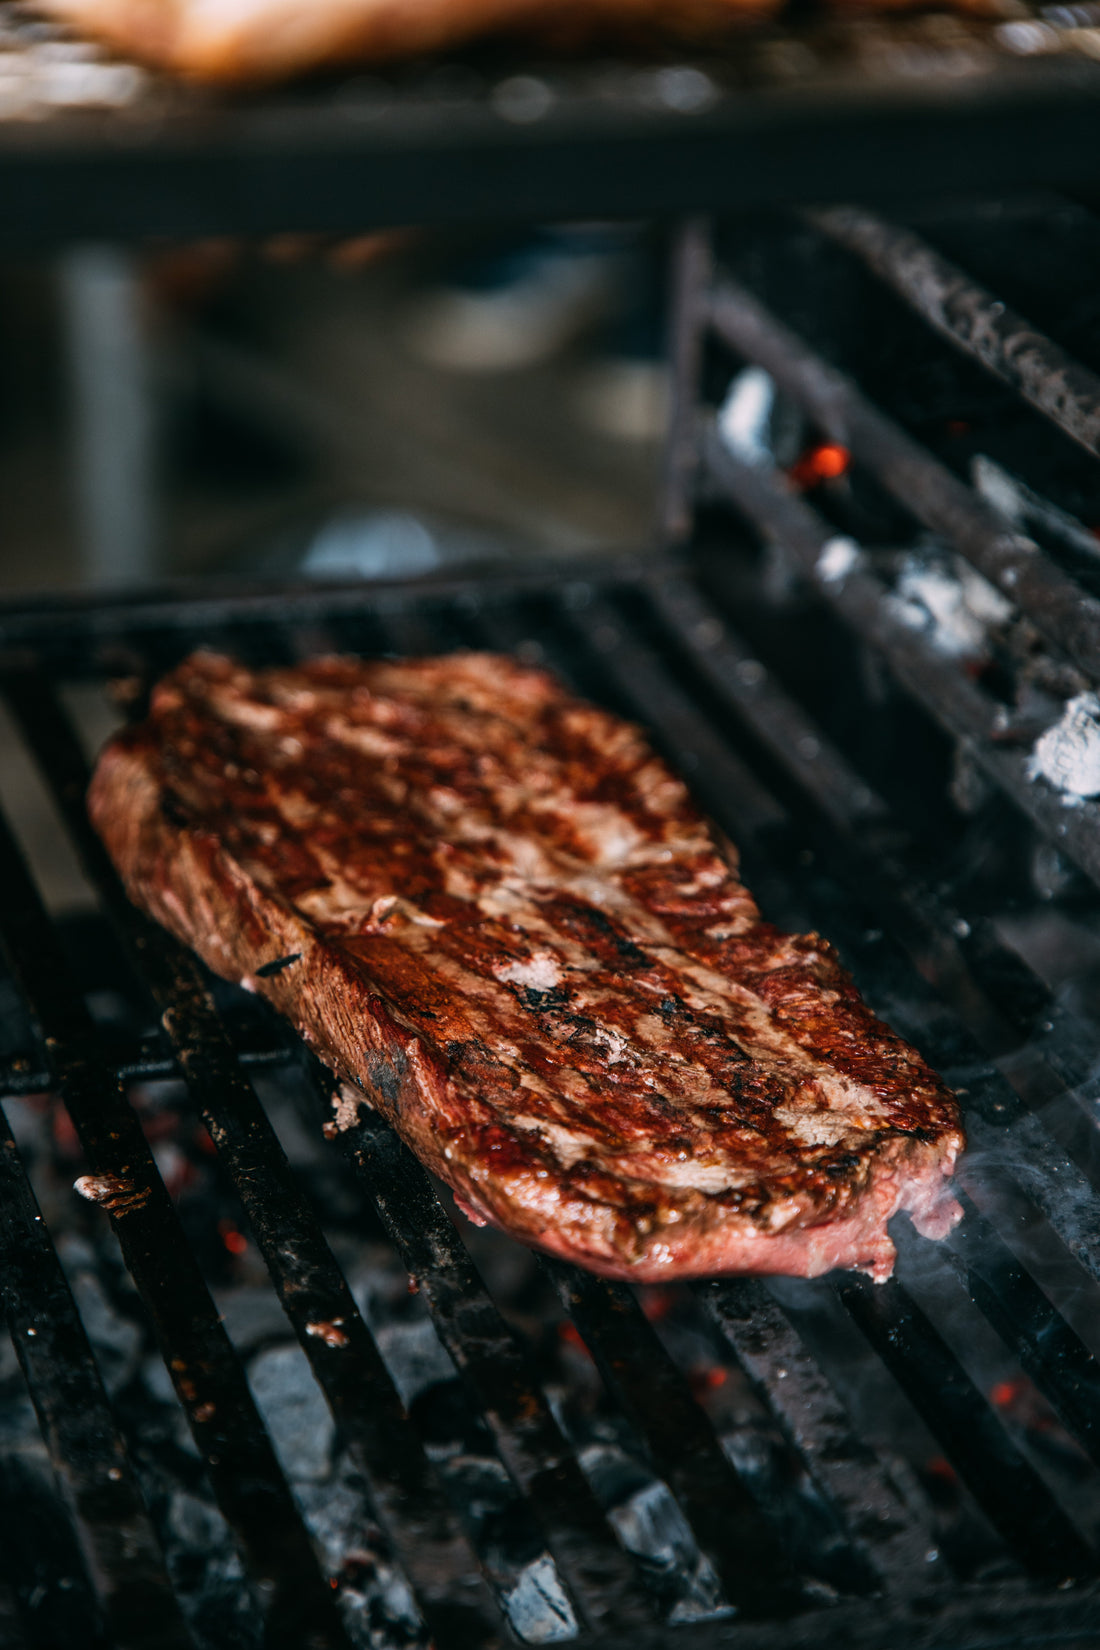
[701,431,1100,893]
[553,601,790,844]
[808,205,1100,463]
[0,670,509,1650]
[698,1278,939,1590]
[645,573,887,835]
[333,1093,655,1634]
[0,1104,193,1650]
[0,1036,307,1099]
[0,555,643,660]
[706,274,1100,683]
[836,1275,1093,1580]
[646,572,1047,1049]
[939,1196,1100,1470]
[0,805,351,1650]
[539,1259,799,1618]
[661,218,712,549]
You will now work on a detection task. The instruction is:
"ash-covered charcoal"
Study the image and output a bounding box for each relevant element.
[637,1286,872,1597]
[0,1449,108,1646]
[885,544,1014,664]
[351,1254,577,1643]
[56,1234,143,1396]
[296,1466,424,1650]
[366,1314,457,1411]
[1028,692,1100,800]
[569,1430,728,1622]
[47,1245,266,1649]
[765,1276,1005,1582]
[717,368,805,471]
[0,1331,100,1646]
[160,1492,261,1650]
[250,1343,335,1482]
[499,1554,576,1645]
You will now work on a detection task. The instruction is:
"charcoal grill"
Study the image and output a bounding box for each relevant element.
[8,191,1100,1648]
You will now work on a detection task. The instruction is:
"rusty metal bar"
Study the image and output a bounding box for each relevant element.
[809,205,1100,462]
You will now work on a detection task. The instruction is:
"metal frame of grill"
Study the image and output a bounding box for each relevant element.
[6,203,1100,1650]
[8,0,1100,245]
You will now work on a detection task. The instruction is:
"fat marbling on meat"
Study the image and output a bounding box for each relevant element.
[88,650,964,1281]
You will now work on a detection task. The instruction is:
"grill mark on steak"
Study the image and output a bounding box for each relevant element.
[88,650,964,1281]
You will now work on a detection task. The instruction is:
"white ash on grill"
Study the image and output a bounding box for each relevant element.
[1028,692,1100,800]
[886,546,1014,663]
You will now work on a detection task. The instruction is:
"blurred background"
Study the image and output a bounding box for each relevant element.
[0,224,671,598]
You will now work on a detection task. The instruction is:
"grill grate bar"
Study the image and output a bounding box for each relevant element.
[697,1277,941,1589]
[0,1039,305,1099]
[662,217,713,549]
[646,574,888,837]
[836,1273,1093,1580]
[645,571,1046,1050]
[937,1196,1100,1468]
[706,273,1100,684]
[1,668,510,1650]
[328,1088,655,1635]
[0,799,352,1650]
[0,1101,193,1650]
[807,205,1100,464]
[540,1258,800,1618]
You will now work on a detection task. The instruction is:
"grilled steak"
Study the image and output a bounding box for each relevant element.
[31,0,779,85]
[88,650,963,1281]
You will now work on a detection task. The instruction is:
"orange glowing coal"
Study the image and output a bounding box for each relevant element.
[218,1218,248,1256]
[689,1365,729,1398]
[788,443,851,489]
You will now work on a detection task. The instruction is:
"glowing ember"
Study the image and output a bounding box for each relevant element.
[558,1321,587,1353]
[194,1125,217,1156]
[639,1287,677,1323]
[789,443,850,489]
[218,1219,248,1256]
[689,1365,728,1398]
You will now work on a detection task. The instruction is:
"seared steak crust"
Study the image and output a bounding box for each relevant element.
[88,650,963,1281]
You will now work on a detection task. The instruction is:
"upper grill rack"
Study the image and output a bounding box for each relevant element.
[8,201,1100,1647]
[10,0,1100,242]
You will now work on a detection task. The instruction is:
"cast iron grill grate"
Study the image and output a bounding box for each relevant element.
[6,201,1100,1649]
